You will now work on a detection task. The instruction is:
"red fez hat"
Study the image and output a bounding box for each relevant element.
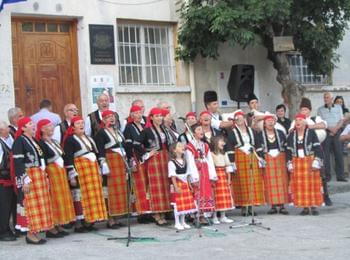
[102,110,114,118]
[199,111,211,117]
[186,112,196,118]
[294,113,306,120]
[130,105,142,113]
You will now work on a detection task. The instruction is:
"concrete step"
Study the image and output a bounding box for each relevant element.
[328,180,350,195]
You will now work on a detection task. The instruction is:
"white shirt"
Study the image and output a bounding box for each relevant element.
[53,120,70,143]
[341,124,350,136]
[0,135,14,163]
[85,111,102,137]
[210,112,222,130]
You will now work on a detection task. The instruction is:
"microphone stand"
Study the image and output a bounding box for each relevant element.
[229,146,270,231]
[107,129,156,246]
[179,118,218,237]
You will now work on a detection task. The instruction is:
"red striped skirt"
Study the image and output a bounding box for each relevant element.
[171,179,196,215]
[214,167,234,211]
[145,149,171,213]
[132,161,151,214]
[193,161,215,212]
[232,149,265,206]
[46,163,76,225]
[289,156,323,208]
[263,153,289,205]
[74,157,107,222]
[105,151,128,216]
[22,167,53,233]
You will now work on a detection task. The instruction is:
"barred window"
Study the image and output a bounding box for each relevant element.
[117,23,176,86]
[288,54,328,85]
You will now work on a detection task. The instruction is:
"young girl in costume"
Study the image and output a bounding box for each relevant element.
[168,142,197,230]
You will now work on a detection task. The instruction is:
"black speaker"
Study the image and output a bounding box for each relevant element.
[227,65,254,102]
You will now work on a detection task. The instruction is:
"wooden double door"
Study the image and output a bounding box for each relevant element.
[12,18,81,118]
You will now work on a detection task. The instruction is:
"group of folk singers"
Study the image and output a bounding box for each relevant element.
[0,90,327,244]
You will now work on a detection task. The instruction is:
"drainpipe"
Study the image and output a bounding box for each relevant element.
[189,62,196,112]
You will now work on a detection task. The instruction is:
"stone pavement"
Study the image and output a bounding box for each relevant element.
[1,192,350,260]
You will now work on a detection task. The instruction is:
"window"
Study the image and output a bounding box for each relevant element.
[117,23,176,86]
[21,21,70,34]
[288,54,328,85]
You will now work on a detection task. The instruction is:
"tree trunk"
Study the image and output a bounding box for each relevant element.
[269,52,305,118]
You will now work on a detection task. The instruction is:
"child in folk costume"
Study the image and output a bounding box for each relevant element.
[226,110,266,217]
[178,112,197,144]
[186,123,217,223]
[12,117,54,244]
[36,119,75,237]
[168,142,197,230]
[258,113,289,215]
[63,116,107,233]
[123,105,152,223]
[210,136,235,224]
[94,110,128,229]
[286,113,324,215]
[135,107,171,226]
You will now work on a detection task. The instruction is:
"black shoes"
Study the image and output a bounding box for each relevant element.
[25,236,46,245]
[0,231,17,242]
[106,223,120,229]
[279,208,289,215]
[46,231,64,238]
[324,196,333,206]
[299,208,310,216]
[337,178,348,182]
[267,208,278,215]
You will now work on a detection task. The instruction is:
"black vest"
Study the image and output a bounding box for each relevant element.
[0,139,11,180]
[172,159,187,175]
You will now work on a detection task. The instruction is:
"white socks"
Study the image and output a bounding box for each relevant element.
[219,211,234,223]
[180,215,191,229]
[174,215,191,230]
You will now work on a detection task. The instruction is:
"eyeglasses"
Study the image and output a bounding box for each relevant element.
[68,108,79,112]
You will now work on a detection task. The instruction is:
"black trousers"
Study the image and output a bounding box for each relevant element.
[322,131,345,180]
[0,185,14,234]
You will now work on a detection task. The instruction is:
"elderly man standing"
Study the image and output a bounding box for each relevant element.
[7,107,24,138]
[31,99,61,127]
[317,92,347,182]
[85,93,121,137]
[53,104,79,143]
[0,121,16,241]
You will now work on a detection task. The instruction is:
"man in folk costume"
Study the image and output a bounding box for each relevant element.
[123,105,152,223]
[204,90,234,132]
[12,117,54,244]
[85,93,121,137]
[135,108,171,226]
[199,111,222,145]
[8,107,24,138]
[246,93,264,130]
[63,116,107,232]
[94,110,128,229]
[178,112,197,144]
[36,119,75,237]
[53,103,79,143]
[0,121,17,241]
[186,123,217,224]
[289,97,332,206]
[226,110,266,216]
[258,113,289,215]
[286,113,324,215]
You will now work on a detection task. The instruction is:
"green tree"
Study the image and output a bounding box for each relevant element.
[176,0,350,115]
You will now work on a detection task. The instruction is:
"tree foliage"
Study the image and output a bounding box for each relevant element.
[177,0,350,77]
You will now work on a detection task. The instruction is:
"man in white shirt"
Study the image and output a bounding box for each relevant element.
[203,90,233,132]
[31,99,61,127]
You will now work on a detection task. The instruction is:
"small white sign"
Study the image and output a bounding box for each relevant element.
[90,75,116,111]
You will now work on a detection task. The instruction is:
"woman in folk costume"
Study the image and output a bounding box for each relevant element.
[94,110,128,229]
[286,113,324,215]
[168,142,196,230]
[226,110,266,216]
[178,112,197,144]
[186,123,217,224]
[135,107,171,226]
[36,119,75,237]
[258,113,289,215]
[199,111,222,145]
[123,105,152,223]
[162,109,179,145]
[12,117,54,244]
[62,116,107,232]
[210,136,235,224]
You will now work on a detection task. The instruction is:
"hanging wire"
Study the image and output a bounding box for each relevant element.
[98,0,166,6]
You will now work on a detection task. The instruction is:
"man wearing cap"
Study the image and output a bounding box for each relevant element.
[317,92,347,182]
[203,90,234,132]
[246,93,266,132]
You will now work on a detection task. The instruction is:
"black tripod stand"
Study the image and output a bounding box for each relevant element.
[107,143,156,246]
[230,147,270,231]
